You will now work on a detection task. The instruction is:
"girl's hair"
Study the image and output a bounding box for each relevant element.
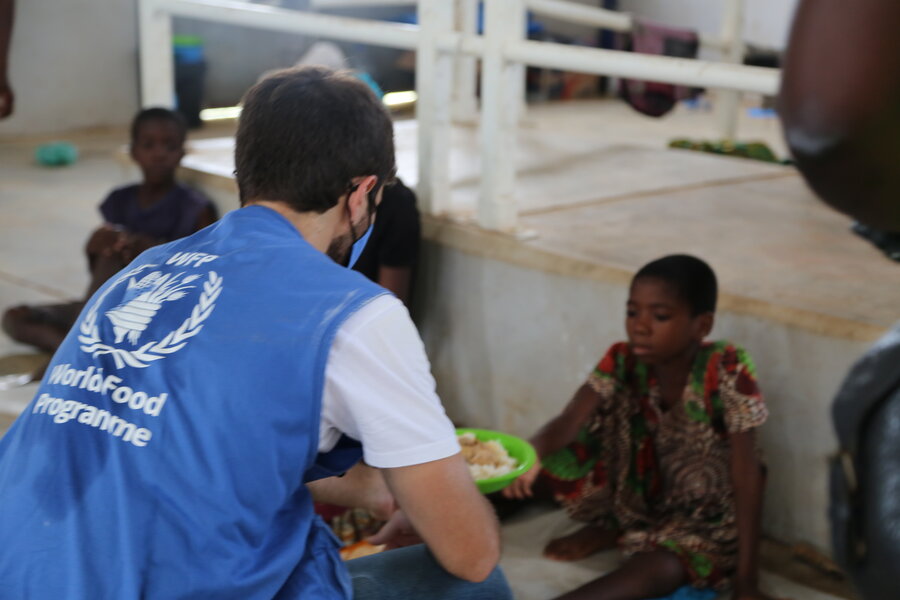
[633,254,718,316]
[130,107,188,144]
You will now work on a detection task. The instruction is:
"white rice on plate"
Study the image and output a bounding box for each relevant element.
[458,432,518,480]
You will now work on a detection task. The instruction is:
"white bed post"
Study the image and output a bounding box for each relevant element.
[416,0,455,216]
[138,0,176,108]
[478,0,524,232]
[716,0,744,140]
[452,0,479,124]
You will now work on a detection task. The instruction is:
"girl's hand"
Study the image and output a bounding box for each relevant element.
[501,459,541,500]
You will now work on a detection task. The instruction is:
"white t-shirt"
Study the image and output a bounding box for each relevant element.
[318,294,460,468]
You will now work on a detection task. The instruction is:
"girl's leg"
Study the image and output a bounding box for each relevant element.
[86,254,127,298]
[2,305,72,353]
[551,550,688,600]
[544,524,619,561]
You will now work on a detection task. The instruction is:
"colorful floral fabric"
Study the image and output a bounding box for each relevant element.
[540,341,767,589]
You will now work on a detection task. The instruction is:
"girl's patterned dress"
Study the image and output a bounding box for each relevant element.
[540,341,768,590]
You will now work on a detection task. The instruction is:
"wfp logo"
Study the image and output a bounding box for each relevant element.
[78,263,223,369]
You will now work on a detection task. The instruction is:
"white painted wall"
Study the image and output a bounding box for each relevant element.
[619,0,799,52]
[0,1,414,136]
[0,0,141,137]
[416,240,869,552]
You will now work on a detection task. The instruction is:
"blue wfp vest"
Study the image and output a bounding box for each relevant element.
[0,206,386,599]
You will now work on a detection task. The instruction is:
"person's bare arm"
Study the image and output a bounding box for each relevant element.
[377,265,413,307]
[382,453,501,582]
[503,382,603,499]
[305,461,396,521]
[0,0,14,118]
[779,0,900,230]
[729,430,774,600]
[194,204,217,231]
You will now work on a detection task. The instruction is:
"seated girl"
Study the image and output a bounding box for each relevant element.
[2,108,215,360]
[503,254,774,600]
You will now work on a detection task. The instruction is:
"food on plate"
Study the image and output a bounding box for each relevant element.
[458,431,518,480]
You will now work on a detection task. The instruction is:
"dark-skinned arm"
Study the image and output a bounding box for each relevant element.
[503,383,602,499]
[194,204,217,230]
[377,264,413,308]
[0,0,14,118]
[729,429,775,600]
[779,0,900,230]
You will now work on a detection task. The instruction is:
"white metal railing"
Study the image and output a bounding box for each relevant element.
[139,0,780,232]
[525,0,729,51]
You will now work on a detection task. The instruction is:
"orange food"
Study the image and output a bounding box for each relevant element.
[340,540,386,561]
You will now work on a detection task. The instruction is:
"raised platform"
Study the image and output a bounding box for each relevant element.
[176,117,895,343]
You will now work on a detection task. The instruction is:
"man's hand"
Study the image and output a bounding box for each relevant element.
[367,510,422,549]
[306,462,396,520]
[501,459,541,499]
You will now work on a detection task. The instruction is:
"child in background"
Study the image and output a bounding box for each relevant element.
[2,108,215,359]
[503,255,774,600]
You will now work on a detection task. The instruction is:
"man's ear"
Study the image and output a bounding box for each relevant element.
[348,174,379,218]
[694,312,714,340]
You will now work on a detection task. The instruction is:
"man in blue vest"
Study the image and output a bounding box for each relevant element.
[0,66,510,599]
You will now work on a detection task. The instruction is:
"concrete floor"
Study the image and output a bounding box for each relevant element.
[0,99,864,599]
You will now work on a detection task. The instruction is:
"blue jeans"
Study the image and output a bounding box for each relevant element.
[346,544,513,600]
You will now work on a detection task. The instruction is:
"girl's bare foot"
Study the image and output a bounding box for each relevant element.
[544,525,618,561]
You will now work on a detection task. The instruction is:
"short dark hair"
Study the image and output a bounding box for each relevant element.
[235,66,396,213]
[130,107,188,144]
[633,254,718,315]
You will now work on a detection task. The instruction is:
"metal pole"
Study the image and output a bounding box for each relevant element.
[716,0,745,140]
[523,0,727,51]
[309,0,415,7]
[138,0,175,108]
[478,0,522,232]
[451,0,479,124]
[416,0,455,216]
[504,40,778,95]
[155,0,420,50]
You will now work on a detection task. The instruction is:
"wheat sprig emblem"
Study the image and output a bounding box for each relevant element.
[79,267,223,369]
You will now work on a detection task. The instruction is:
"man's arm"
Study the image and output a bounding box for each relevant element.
[319,296,500,581]
[309,455,502,582]
[382,454,501,583]
[0,0,14,118]
[779,0,900,230]
[306,461,396,521]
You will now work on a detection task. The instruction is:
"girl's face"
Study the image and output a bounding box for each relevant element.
[130,120,185,186]
[625,277,712,366]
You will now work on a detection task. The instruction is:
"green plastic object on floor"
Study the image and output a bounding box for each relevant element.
[35,142,78,167]
[669,138,789,165]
